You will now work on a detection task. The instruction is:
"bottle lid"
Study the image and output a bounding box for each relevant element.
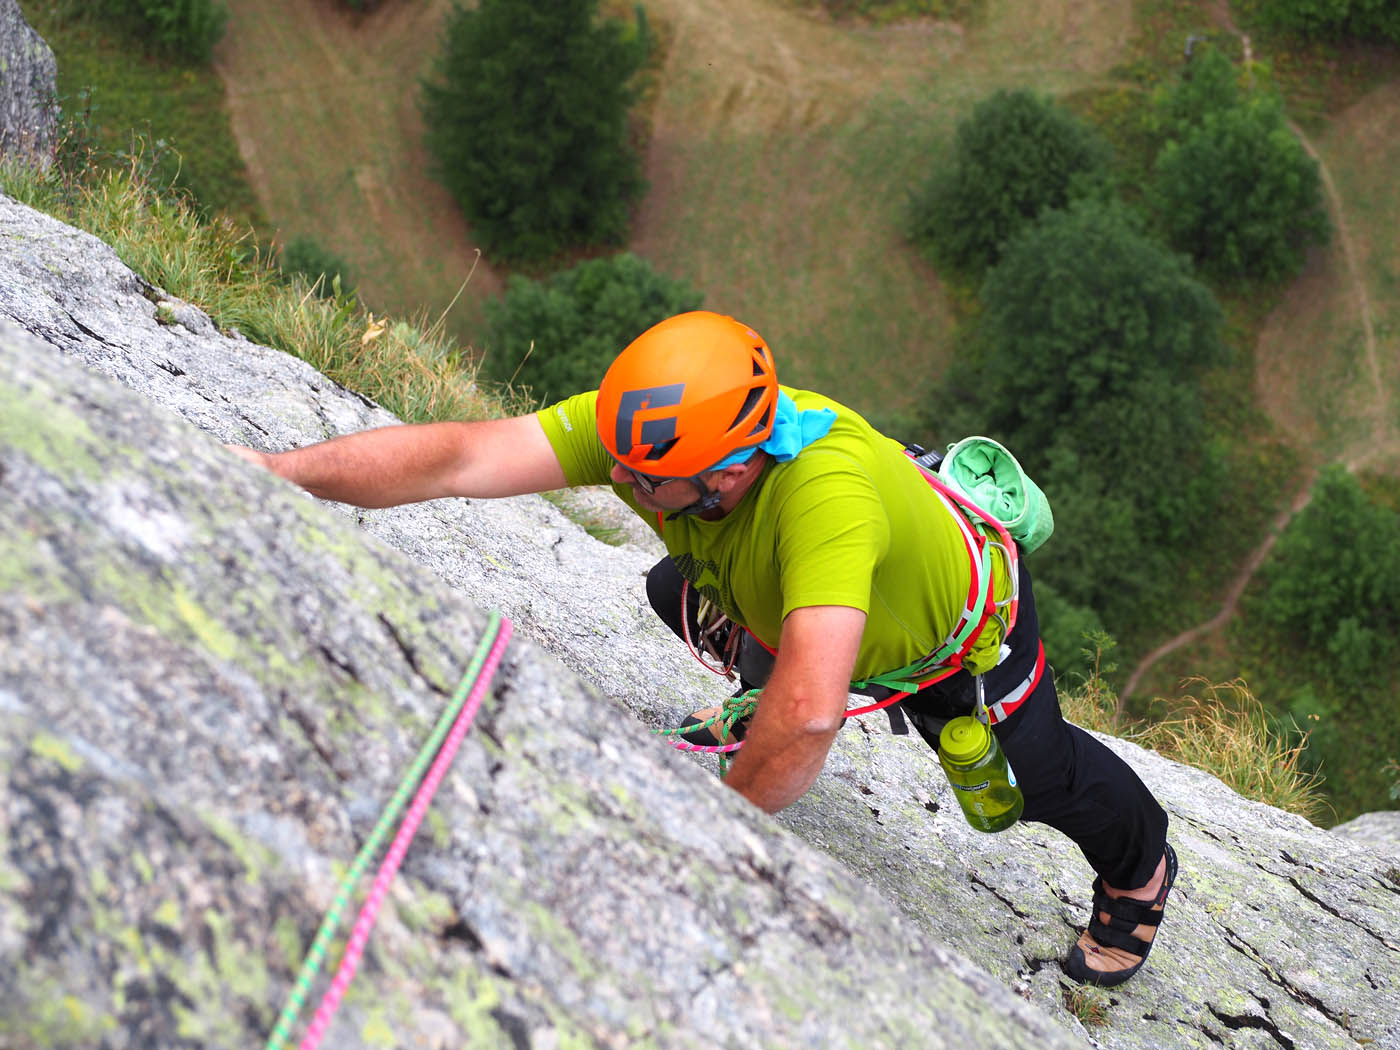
[939,715,991,765]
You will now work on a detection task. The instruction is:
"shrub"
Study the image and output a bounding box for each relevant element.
[1033,580,1108,682]
[100,0,229,64]
[1156,44,1242,135]
[1254,465,1400,683]
[1255,0,1400,44]
[1154,95,1328,282]
[279,235,355,299]
[481,253,702,401]
[420,0,648,263]
[907,89,1112,279]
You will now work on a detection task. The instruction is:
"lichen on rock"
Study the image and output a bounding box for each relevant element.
[0,0,57,168]
[2,192,1399,1049]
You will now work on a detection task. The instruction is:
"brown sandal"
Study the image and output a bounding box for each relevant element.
[1065,843,1177,987]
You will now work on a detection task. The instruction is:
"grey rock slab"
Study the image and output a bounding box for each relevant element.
[1,320,1085,1049]
[1332,810,1400,859]
[3,194,1400,1049]
[0,0,56,166]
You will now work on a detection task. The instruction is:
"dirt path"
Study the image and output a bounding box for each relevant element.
[1120,467,1317,702]
[1122,13,1396,702]
[213,0,500,347]
[1289,121,1387,442]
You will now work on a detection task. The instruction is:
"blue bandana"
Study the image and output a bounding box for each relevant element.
[708,391,837,470]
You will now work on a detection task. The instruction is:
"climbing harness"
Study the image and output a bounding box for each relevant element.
[680,583,744,678]
[658,444,1033,764]
[264,611,513,1050]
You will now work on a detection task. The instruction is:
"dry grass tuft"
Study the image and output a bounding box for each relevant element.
[1060,639,1327,822]
[1,152,511,426]
[1062,984,1110,1027]
[1136,678,1329,823]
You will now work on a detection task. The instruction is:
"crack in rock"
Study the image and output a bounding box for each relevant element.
[439,916,514,979]
[1207,1003,1296,1050]
[1285,874,1399,951]
[969,871,1031,919]
[376,612,450,695]
[281,694,351,782]
[63,309,106,344]
[317,643,363,686]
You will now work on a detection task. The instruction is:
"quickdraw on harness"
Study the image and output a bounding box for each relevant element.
[658,446,1030,767]
[681,587,745,678]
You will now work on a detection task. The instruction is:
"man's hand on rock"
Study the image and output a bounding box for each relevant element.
[225,443,271,469]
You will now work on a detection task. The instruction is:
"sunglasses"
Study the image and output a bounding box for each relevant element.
[613,459,683,494]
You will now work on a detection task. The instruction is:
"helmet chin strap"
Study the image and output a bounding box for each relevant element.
[665,450,770,519]
[666,477,724,520]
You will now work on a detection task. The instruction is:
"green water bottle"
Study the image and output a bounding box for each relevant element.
[937,714,1024,833]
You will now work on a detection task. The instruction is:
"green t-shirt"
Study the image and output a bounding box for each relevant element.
[537,387,1009,681]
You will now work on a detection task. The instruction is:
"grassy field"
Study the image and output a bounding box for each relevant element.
[18,2,263,229]
[207,0,1396,454]
[210,0,1135,431]
[212,0,501,352]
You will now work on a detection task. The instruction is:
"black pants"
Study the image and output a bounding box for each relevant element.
[646,555,1168,889]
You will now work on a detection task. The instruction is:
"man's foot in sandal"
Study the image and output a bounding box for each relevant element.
[677,705,750,747]
[1066,842,1178,987]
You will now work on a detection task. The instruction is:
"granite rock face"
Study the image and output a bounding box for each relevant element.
[0,0,57,167]
[3,193,1400,1049]
[1333,812,1400,860]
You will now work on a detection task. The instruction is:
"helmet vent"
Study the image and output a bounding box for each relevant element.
[643,437,677,462]
[730,386,765,431]
[747,402,773,438]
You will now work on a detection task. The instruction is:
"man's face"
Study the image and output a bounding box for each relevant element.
[608,459,710,512]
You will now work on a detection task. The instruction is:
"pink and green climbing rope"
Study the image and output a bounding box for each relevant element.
[265,610,513,1050]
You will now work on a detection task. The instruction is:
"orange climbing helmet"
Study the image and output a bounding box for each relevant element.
[597,311,779,478]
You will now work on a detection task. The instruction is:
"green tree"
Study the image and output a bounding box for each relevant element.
[481,253,702,401]
[420,0,648,263]
[1032,579,1107,680]
[944,201,1226,618]
[1156,45,1242,134]
[1255,465,1400,682]
[1152,49,1329,283]
[1256,0,1400,44]
[907,89,1112,279]
[1154,96,1328,282]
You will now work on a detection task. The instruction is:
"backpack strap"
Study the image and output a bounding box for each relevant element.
[847,454,1021,701]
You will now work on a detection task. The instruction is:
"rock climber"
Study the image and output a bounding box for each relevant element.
[228,310,1176,986]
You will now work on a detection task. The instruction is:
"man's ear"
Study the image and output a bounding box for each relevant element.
[709,466,746,494]
[712,454,766,493]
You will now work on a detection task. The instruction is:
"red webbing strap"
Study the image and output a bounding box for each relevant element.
[911,461,1021,637]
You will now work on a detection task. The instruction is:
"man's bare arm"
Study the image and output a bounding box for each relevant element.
[720,605,865,813]
[227,415,568,508]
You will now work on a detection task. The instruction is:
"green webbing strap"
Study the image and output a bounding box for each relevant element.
[849,539,995,694]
